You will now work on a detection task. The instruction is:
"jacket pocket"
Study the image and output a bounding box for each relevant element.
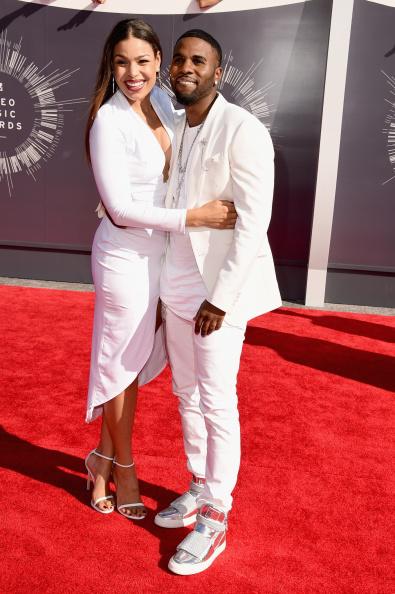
[202,152,224,171]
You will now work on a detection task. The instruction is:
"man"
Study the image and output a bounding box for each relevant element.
[156,30,281,575]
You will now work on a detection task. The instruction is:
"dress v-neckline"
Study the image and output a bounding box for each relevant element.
[117,89,171,163]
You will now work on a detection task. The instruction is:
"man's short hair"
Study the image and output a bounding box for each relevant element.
[175,29,222,66]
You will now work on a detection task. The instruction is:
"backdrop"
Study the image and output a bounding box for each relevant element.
[0,0,332,300]
[325,0,395,307]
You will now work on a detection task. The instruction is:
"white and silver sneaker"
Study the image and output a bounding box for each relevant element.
[168,504,227,575]
[154,475,205,528]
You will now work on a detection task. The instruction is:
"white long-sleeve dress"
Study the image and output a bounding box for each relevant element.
[86,86,185,422]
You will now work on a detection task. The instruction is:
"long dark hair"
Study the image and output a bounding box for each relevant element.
[85,18,162,162]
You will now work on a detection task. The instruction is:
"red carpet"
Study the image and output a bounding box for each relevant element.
[1,285,394,593]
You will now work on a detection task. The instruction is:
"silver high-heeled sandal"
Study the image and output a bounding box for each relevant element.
[85,449,115,514]
[113,460,147,521]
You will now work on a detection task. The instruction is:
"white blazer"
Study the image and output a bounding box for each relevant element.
[166,93,281,326]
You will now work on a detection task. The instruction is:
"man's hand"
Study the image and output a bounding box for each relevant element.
[193,300,226,336]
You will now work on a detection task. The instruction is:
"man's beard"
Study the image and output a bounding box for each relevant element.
[172,76,216,106]
[173,89,200,106]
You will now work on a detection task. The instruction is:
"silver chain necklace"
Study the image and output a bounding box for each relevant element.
[174,119,204,205]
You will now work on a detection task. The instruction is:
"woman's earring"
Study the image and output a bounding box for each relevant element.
[112,76,115,94]
[157,70,162,87]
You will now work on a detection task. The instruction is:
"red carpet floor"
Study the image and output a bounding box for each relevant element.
[1,285,394,594]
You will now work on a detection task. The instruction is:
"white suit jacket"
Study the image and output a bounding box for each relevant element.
[166,93,281,326]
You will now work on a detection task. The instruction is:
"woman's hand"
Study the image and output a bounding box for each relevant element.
[198,0,223,7]
[186,200,237,229]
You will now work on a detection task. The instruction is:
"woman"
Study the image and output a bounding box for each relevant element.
[84,19,236,520]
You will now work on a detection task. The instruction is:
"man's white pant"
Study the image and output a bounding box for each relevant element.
[164,307,246,513]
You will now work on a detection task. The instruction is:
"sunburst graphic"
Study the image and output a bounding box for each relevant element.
[219,51,274,123]
[160,50,275,127]
[382,70,395,186]
[0,30,87,197]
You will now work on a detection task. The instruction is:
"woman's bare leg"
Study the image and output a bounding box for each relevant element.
[89,415,115,511]
[103,378,146,518]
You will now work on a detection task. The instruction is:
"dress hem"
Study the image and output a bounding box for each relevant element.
[85,324,168,423]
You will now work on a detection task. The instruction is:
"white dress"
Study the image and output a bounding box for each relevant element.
[86,86,186,423]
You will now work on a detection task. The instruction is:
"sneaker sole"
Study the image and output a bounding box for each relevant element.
[168,540,226,575]
[154,513,197,529]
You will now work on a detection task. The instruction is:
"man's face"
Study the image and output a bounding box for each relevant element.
[170,37,222,106]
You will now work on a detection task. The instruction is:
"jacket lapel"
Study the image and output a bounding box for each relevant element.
[165,110,186,208]
[185,93,227,207]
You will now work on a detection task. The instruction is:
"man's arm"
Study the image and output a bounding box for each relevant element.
[195,116,274,335]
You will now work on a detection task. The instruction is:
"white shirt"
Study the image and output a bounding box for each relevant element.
[161,124,208,320]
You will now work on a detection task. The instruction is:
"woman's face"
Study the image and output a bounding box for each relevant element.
[113,35,160,104]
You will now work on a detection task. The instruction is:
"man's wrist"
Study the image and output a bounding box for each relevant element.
[205,300,226,316]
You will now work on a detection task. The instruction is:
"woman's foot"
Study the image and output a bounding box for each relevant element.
[113,461,147,520]
[85,450,114,513]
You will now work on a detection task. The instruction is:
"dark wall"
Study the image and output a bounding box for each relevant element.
[326,0,395,307]
[0,0,332,299]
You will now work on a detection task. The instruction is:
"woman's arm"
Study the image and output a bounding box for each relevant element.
[90,108,187,233]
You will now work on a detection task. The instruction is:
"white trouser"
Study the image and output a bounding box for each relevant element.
[164,307,246,513]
